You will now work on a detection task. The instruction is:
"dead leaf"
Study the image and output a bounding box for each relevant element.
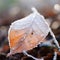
[8,8,49,55]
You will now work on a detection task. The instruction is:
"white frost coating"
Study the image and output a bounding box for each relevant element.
[9,7,49,37]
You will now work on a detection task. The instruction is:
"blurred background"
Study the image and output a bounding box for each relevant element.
[0,0,60,60]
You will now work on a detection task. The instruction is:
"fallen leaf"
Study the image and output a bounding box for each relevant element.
[8,8,49,55]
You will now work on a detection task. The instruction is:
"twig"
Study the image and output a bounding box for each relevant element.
[23,51,44,60]
[53,52,57,60]
[49,28,60,50]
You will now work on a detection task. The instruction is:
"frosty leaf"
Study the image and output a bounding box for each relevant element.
[8,8,50,55]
